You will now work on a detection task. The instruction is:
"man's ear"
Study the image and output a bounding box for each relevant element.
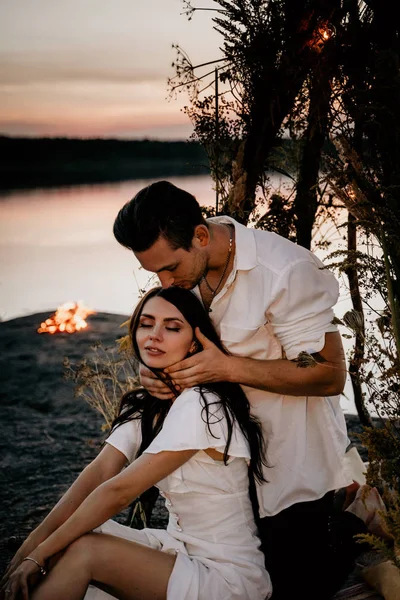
[193,224,210,248]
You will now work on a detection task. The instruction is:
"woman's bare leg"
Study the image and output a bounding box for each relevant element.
[31,532,176,600]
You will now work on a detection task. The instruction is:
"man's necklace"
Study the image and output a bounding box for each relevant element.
[201,225,233,309]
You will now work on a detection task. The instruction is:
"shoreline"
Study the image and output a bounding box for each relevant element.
[1,308,131,324]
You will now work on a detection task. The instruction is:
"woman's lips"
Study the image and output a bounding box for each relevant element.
[144,347,165,356]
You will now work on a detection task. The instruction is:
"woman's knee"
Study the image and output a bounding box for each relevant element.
[63,533,98,571]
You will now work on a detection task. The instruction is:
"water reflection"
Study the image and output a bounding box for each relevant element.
[0,175,216,321]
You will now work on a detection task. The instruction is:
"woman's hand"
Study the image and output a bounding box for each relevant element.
[139,364,175,400]
[0,557,42,600]
[0,554,22,589]
[0,537,38,593]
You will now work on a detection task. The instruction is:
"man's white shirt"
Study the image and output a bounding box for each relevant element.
[194,217,351,517]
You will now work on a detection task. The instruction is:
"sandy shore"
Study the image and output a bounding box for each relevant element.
[0,311,371,583]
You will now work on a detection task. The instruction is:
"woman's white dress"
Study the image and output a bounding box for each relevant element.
[84,388,272,600]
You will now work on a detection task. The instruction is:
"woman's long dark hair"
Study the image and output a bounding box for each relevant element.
[111,286,268,484]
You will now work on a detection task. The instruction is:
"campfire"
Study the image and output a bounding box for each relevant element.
[37,302,95,334]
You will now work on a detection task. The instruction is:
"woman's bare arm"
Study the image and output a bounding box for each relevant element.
[1,444,127,579]
[30,449,197,566]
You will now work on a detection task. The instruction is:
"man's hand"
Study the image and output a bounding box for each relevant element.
[165,328,231,388]
[139,364,176,400]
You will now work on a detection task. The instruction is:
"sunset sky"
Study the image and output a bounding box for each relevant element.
[0,0,221,139]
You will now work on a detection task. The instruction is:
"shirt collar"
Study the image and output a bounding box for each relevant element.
[207,216,257,271]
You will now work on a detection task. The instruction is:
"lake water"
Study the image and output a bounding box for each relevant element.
[0,173,357,413]
[0,175,216,321]
[0,173,302,321]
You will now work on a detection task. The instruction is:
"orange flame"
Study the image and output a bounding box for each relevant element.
[37,302,95,334]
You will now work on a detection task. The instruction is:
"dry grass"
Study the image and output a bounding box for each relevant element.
[64,331,139,431]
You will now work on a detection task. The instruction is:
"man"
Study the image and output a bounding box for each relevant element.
[113,180,365,599]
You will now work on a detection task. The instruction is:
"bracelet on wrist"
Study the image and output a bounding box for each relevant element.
[22,556,47,576]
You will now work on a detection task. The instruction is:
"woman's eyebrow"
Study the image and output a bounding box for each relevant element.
[164,317,184,324]
[140,313,184,324]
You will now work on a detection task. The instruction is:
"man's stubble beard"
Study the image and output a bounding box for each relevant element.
[191,258,209,290]
[171,251,209,290]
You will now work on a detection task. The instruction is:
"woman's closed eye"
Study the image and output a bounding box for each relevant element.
[138,322,180,332]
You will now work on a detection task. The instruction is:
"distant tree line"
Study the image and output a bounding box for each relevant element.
[0,136,212,190]
[0,135,307,191]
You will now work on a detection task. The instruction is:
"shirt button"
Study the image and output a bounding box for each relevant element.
[176,526,183,532]
[166,500,172,507]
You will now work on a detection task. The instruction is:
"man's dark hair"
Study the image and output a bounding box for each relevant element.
[113,180,207,252]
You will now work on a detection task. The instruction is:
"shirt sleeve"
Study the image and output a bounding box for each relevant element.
[267,258,339,360]
[105,418,142,463]
[144,388,251,459]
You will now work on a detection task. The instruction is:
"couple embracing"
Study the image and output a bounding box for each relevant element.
[2,181,374,600]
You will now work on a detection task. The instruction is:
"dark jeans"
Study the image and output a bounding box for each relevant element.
[257,492,368,600]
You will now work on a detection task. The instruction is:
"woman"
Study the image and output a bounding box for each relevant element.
[1,287,272,600]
